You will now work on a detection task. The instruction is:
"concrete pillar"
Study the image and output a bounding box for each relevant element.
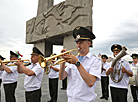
[37,0,54,15]
[34,41,53,57]
[34,0,54,56]
[34,42,45,56]
[63,34,78,56]
[45,41,53,57]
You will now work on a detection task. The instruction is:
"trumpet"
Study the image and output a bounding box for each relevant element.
[38,48,79,68]
[0,59,30,66]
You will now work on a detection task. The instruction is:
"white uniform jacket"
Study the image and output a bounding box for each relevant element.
[65,52,101,102]
[130,62,138,67]
[101,62,110,76]
[48,62,60,79]
[2,62,18,84]
[24,62,44,91]
[107,59,133,89]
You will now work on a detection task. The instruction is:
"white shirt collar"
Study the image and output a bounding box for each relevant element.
[78,52,91,58]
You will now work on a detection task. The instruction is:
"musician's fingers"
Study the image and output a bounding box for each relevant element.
[67,59,72,64]
[122,68,126,73]
[61,49,67,53]
[62,55,72,59]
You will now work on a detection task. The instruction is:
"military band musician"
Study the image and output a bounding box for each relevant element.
[0,51,20,102]
[15,47,44,102]
[0,55,6,102]
[130,53,138,102]
[59,26,101,102]
[100,54,110,100]
[48,53,60,102]
[106,44,133,102]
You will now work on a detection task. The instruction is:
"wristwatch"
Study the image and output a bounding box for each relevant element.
[75,61,80,67]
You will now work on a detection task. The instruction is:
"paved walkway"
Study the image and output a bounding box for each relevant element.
[1,74,133,102]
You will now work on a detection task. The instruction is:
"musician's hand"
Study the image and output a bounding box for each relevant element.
[109,67,114,73]
[15,61,23,66]
[102,67,106,71]
[1,63,6,66]
[65,65,67,68]
[102,64,103,68]
[49,65,52,69]
[122,68,126,73]
[61,49,67,53]
[61,49,68,58]
[62,54,78,64]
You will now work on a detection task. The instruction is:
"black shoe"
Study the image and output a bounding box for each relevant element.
[100,96,105,99]
[61,88,66,90]
[105,97,108,100]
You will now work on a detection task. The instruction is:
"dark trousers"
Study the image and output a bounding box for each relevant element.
[62,77,67,89]
[3,81,17,102]
[0,79,2,102]
[130,85,138,102]
[101,76,109,97]
[110,86,128,102]
[25,88,41,102]
[49,78,58,102]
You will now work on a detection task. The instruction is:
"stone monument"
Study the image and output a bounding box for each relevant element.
[26,0,93,57]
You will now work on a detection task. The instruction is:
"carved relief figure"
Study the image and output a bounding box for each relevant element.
[26,0,92,43]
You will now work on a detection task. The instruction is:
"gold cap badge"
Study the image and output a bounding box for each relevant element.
[76,27,80,30]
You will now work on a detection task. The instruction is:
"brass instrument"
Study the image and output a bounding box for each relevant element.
[43,53,58,74]
[38,48,79,74]
[0,59,30,66]
[110,46,130,83]
[38,48,78,68]
[44,61,51,74]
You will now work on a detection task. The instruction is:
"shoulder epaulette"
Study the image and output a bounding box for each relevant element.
[93,54,101,60]
[123,59,127,62]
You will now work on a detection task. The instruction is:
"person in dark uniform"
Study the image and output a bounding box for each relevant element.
[0,55,6,102]
[100,54,110,100]
[130,53,138,102]
[61,77,67,90]
[48,54,60,102]
[0,51,20,102]
[15,47,44,102]
[61,63,68,90]
[106,44,133,102]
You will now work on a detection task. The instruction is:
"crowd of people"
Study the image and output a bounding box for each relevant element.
[0,26,138,102]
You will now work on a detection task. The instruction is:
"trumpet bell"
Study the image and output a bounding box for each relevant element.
[38,55,46,68]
